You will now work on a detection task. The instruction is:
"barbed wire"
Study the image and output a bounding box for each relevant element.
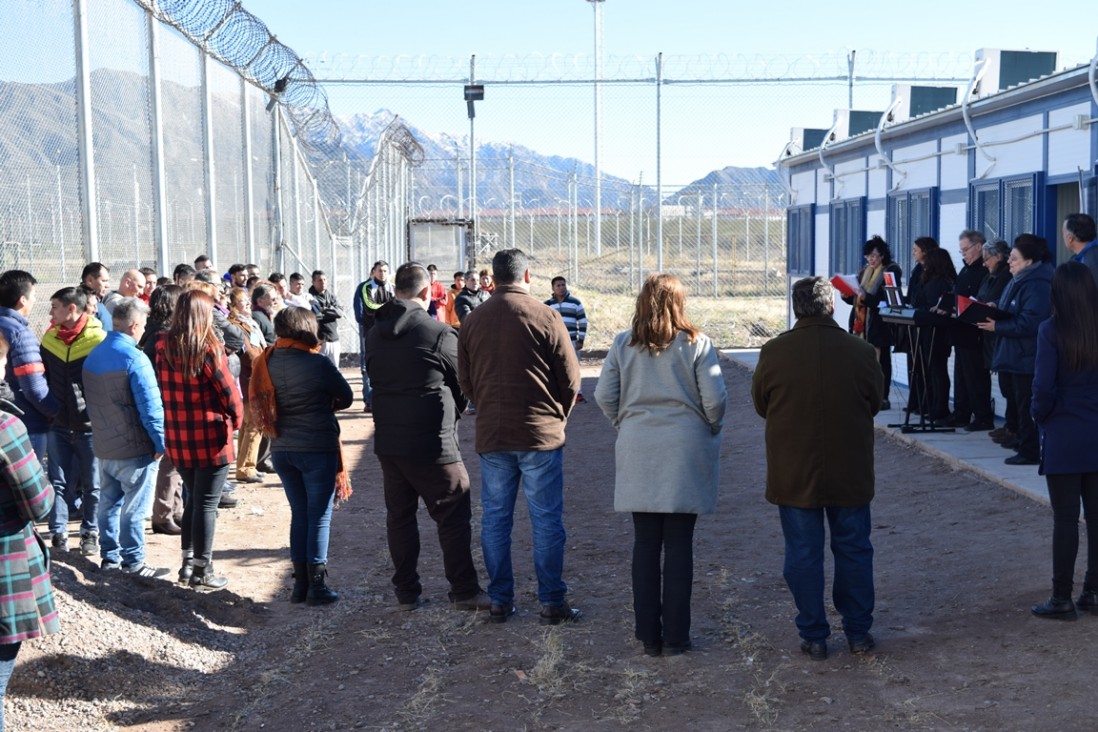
[303,50,1013,83]
[133,0,341,149]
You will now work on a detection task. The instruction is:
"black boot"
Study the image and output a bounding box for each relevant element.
[1031,595,1077,620]
[178,556,194,584]
[189,562,229,590]
[305,563,338,606]
[291,561,308,604]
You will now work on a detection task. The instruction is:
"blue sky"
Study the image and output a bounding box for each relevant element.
[239,1,1097,183]
[4,1,1094,184]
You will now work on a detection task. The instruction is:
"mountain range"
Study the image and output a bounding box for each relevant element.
[0,69,782,228]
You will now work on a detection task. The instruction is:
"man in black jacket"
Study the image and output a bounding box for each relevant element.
[365,262,490,613]
[310,270,344,368]
[947,230,992,431]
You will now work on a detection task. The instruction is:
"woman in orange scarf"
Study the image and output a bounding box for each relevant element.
[250,306,354,605]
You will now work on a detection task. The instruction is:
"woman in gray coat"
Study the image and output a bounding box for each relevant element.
[595,274,727,657]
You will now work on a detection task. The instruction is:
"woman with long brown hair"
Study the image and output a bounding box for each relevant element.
[1029,262,1098,619]
[155,290,243,589]
[594,274,728,656]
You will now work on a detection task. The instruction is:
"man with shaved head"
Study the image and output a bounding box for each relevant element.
[102,269,145,315]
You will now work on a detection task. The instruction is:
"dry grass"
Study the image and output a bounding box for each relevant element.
[398,666,447,726]
[526,628,569,699]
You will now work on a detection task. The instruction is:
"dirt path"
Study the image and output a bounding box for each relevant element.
[7,358,1091,730]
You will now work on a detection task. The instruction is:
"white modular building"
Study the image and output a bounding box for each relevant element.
[777,48,1098,401]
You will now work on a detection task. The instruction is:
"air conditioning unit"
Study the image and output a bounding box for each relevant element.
[973,48,1059,98]
[889,85,960,123]
[822,109,885,143]
[788,127,831,153]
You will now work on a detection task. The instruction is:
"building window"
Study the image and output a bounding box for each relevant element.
[971,174,1042,247]
[887,188,938,283]
[787,205,814,275]
[829,198,865,275]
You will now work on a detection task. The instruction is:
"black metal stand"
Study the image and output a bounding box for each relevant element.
[898,322,954,434]
[880,311,954,434]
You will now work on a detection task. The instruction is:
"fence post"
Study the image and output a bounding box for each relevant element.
[271,109,284,272]
[73,0,99,263]
[292,134,302,262]
[655,52,663,274]
[509,147,516,247]
[146,9,168,272]
[241,78,255,266]
[202,54,217,266]
[711,182,718,296]
[695,192,702,295]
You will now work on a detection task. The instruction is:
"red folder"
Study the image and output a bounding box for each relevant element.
[830,274,860,298]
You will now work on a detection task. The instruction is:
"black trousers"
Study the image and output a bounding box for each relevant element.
[379,456,481,603]
[926,348,952,419]
[953,347,993,423]
[1046,472,1098,597]
[632,512,697,646]
[177,464,229,565]
[1002,372,1038,459]
[998,371,1018,432]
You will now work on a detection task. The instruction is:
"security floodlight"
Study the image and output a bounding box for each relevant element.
[464,84,484,119]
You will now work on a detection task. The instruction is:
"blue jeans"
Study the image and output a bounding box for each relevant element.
[97,456,160,567]
[27,432,47,468]
[359,332,373,403]
[0,642,21,732]
[779,504,874,643]
[47,427,100,536]
[479,449,568,606]
[273,451,337,565]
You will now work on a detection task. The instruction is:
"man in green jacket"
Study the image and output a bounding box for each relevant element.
[751,276,882,662]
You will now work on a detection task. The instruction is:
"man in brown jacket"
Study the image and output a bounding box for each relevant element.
[458,249,581,625]
[751,276,882,662]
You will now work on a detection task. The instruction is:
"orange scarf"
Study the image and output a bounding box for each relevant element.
[249,337,353,505]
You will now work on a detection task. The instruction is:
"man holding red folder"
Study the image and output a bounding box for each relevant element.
[947,231,993,431]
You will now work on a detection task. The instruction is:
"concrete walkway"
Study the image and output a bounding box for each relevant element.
[725,348,1049,505]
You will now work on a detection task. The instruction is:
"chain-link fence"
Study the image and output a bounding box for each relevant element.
[4,0,1006,350]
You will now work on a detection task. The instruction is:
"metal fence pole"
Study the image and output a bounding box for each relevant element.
[655,53,663,274]
[695,191,702,296]
[202,54,217,265]
[509,147,516,247]
[271,109,283,272]
[711,181,718,296]
[292,134,302,260]
[147,9,168,272]
[73,0,99,263]
[241,78,255,264]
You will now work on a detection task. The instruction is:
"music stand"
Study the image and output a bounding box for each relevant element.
[879,306,955,434]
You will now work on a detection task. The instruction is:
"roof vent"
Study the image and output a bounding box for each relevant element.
[889,85,960,122]
[973,49,1059,98]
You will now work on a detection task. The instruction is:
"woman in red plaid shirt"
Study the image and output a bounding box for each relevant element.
[156,290,243,589]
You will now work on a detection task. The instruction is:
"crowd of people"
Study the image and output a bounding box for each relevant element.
[842,213,1098,623]
[7,214,1097,719]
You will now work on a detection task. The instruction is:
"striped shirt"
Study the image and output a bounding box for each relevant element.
[544,292,588,347]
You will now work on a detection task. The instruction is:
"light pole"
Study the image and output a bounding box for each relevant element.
[586,0,605,256]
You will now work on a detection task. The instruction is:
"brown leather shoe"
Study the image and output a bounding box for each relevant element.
[538,601,582,625]
[152,521,182,536]
[452,591,493,612]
